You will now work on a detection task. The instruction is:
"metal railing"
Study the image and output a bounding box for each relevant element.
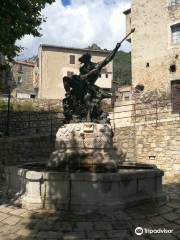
[106,97,180,128]
[0,111,64,137]
[0,97,179,137]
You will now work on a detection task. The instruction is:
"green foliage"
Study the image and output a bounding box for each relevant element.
[0,63,11,93]
[0,80,6,92]
[113,51,131,86]
[0,0,55,60]
[0,99,8,110]
[11,102,35,111]
[0,99,35,111]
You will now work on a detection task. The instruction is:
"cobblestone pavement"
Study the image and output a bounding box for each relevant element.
[0,182,180,240]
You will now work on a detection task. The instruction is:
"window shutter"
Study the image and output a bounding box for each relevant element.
[70,55,75,64]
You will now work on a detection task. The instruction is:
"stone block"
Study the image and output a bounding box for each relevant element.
[17,228,32,237]
[0,213,9,222]
[2,216,20,225]
[173,164,180,171]
[75,222,93,231]
[162,213,179,222]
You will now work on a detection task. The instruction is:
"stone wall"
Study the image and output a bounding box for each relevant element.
[1,93,179,184]
[114,120,180,183]
[0,111,64,136]
[113,95,180,183]
[114,126,136,162]
[0,135,55,178]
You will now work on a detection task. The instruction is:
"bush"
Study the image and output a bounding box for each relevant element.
[0,99,35,111]
[11,101,35,111]
[11,102,34,112]
[113,51,132,85]
[0,100,7,110]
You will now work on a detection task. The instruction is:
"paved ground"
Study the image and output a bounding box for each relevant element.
[0,181,180,240]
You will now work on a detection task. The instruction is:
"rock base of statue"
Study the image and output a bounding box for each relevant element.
[47,122,119,172]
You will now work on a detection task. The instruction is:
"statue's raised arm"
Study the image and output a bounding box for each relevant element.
[80,28,135,81]
[80,43,121,81]
[96,28,135,71]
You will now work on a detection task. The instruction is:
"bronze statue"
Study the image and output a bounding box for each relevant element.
[63,29,135,123]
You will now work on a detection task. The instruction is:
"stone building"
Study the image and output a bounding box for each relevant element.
[124,0,180,102]
[34,45,113,99]
[11,61,36,99]
[120,0,180,183]
[115,85,132,104]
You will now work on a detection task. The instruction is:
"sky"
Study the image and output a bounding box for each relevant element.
[16,0,131,60]
[61,0,71,6]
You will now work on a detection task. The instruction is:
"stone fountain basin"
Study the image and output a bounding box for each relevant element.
[5,163,165,211]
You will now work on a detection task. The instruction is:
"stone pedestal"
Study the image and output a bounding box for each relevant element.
[47,123,118,171]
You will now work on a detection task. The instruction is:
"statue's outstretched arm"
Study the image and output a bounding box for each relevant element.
[80,44,121,81]
[96,28,136,71]
[97,43,121,70]
[80,28,135,81]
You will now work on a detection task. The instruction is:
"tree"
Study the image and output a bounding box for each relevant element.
[0,0,55,60]
[113,51,131,86]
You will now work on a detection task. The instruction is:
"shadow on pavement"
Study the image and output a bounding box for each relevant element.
[0,181,180,240]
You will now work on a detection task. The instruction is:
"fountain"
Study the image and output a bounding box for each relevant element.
[5,29,166,211]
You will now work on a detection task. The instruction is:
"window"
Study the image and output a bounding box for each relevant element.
[17,76,22,83]
[124,96,130,101]
[105,73,108,78]
[171,0,180,6]
[171,80,180,112]
[70,55,75,64]
[101,68,107,73]
[146,62,150,68]
[171,24,180,44]
[30,94,36,99]
[170,64,176,72]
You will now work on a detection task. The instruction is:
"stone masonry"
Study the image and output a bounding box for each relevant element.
[124,0,180,92]
[11,61,36,98]
[114,120,180,183]
[0,111,63,136]
[0,135,55,179]
[113,90,180,184]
